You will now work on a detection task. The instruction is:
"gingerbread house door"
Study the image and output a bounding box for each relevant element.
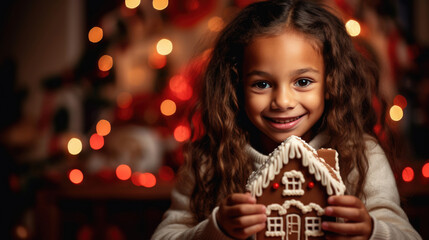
[286,214,300,240]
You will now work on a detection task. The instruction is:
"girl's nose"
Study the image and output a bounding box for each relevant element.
[271,88,296,110]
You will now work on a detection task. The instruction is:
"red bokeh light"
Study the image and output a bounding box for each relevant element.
[116,164,132,181]
[402,167,414,182]
[90,133,104,150]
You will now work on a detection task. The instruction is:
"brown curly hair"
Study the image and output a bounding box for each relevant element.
[182,0,396,222]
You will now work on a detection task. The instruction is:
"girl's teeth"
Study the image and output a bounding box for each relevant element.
[273,116,300,123]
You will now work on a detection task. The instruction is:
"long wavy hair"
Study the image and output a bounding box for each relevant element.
[182,0,396,222]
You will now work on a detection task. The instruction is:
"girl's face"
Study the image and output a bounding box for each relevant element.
[243,30,325,150]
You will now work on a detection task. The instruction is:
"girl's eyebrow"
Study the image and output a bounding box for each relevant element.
[245,68,320,78]
[289,67,320,77]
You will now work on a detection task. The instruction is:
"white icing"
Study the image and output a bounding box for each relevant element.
[265,217,285,237]
[246,135,346,197]
[266,203,287,215]
[305,216,323,240]
[265,200,325,216]
[282,170,305,196]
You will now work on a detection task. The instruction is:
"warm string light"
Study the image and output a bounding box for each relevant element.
[160,99,176,116]
[90,133,104,150]
[88,26,103,43]
[69,169,84,184]
[116,164,132,180]
[156,39,173,56]
[96,119,111,136]
[390,105,403,121]
[169,75,193,100]
[402,167,414,182]
[98,55,113,72]
[153,0,168,11]
[345,19,361,37]
[125,0,141,9]
[68,138,82,155]
[174,125,191,142]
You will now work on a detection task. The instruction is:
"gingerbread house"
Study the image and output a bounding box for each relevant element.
[246,135,346,240]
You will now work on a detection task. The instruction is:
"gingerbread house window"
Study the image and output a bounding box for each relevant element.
[265,217,285,237]
[282,170,305,196]
[305,217,323,237]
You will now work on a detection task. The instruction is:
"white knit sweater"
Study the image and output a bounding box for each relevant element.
[151,133,422,240]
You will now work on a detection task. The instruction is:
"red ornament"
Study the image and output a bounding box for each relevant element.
[308,181,315,189]
[272,183,279,190]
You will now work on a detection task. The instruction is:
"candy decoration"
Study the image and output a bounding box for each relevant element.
[308,181,315,189]
[272,182,279,190]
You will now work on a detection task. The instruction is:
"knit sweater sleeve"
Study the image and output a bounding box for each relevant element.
[150,169,232,240]
[357,140,422,240]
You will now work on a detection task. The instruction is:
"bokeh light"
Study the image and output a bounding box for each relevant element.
[160,99,176,116]
[125,0,141,9]
[139,172,157,188]
[345,19,361,37]
[156,39,173,56]
[153,0,168,10]
[69,169,84,184]
[89,133,104,150]
[98,55,113,72]
[422,162,429,178]
[88,26,103,43]
[131,172,142,186]
[68,138,82,155]
[15,225,28,239]
[116,164,132,180]
[208,16,224,32]
[169,75,193,101]
[174,125,191,142]
[393,95,407,109]
[159,165,175,181]
[390,105,403,121]
[96,119,111,136]
[148,51,167,69]
[402,167,414,182]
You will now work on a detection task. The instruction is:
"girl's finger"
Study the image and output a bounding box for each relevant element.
[225,203,266,217]
[233,222,266,239]
[328,195,364,208]
[325,206,365,221]
[227,193,256,205]
[230,213,267,228]
[322,221,372,236]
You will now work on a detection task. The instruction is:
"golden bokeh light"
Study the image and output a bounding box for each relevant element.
[345,19,361,37]
[153,0,168,11]
[96,119,111,136]
[88,26,103,43]
[125,0,141,9]
[208,16,224,32]
[98,55,113,72]
[139,172,157,188]
[68,138,82,155]
[160,99,176,116]
[389,105,403,121]
[156,39,173,56]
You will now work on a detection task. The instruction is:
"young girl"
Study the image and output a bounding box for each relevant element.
[152,0,422,239]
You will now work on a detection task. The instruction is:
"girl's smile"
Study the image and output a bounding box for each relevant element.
[243,30,325,151]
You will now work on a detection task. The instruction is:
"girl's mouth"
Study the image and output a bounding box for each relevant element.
[270,115,303,124]
[264,114,305,130]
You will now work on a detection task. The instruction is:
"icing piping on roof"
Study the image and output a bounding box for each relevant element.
[246,135,346,197]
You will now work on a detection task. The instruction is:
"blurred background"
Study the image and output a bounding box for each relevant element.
[0,0,428,239]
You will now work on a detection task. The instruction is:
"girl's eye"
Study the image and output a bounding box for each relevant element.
[295,78,312,87]
[253,81,271,89]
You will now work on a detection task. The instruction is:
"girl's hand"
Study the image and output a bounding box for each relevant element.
[216,192,267,239]
[322,195,373,240]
